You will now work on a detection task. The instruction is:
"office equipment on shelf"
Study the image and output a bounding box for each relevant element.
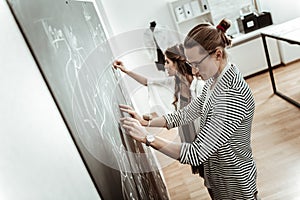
[257,12,273,28]
[237,13,259,33]
[237,12,273,33]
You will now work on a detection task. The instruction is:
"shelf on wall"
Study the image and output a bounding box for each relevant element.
[169,0,212,34]
[175,10,210,24]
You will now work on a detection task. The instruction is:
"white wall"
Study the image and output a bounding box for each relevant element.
[258,0,300,24]
[100,0,177,35]
[101,0,300,36]
[0,1,100,199]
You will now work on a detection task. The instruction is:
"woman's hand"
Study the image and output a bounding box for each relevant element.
[113,60,128,73]
[119,104,148,126]
[121,117,148,143]
[122,116,182,160]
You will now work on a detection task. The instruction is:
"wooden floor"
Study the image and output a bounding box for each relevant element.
[157,61,300,200]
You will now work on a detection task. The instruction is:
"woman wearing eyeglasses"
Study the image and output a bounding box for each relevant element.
[120,18,258,200]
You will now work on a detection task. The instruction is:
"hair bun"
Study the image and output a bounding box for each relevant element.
[216,18,231,33]
[177,43,184,52]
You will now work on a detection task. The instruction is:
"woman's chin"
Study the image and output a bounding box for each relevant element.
[166,72,175,76]
[198,74,207,80]
[194,73,202,79]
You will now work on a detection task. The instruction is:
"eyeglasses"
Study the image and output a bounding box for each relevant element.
[185,49,217,69]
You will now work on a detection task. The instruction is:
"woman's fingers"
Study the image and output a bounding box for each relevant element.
[120,117,148,143]
[122,124,131,131]
[120,117,139,125]
[119,105,139,119]
[112,60,118,68]
[112,60,122,70]
[112,60,123,68]
[121,117,141,132]
[121,118,141,132]
[119,104,133,110]
[120,107,136,116]
[115,60,122,65]
[119,105,145,125]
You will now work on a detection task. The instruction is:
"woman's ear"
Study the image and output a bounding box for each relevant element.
[215,48,223,60]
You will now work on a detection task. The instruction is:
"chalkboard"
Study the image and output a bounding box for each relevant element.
[7,0,169,199]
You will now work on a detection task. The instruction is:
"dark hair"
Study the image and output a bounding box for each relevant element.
[164,44,193,110]
[172,75,180,110]
[164,44,192,76]
[184,18,232,58]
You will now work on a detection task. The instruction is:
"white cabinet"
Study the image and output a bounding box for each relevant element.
[228,37,281,77]
[278,41,300,65]
[168,0,213,35]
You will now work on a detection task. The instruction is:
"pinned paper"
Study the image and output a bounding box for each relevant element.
[174,6,186,22]
[183,3,193,18]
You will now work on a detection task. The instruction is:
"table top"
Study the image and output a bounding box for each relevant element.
[261,17,300,43]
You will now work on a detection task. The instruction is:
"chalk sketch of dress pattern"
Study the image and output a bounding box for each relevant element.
[9,0,169,199]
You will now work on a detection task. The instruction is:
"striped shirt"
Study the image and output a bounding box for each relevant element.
[164,64,258,199]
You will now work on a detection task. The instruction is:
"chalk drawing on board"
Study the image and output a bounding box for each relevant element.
[82,3,106,47]
[7,0,169,198]
[112,138,139,199]
[40,19,88,95]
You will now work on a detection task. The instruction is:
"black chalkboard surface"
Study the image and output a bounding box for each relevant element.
[7,0,169,199]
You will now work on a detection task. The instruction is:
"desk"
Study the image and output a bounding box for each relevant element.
[261,17,300,108]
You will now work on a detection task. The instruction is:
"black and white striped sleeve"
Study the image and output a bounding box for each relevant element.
[163,96,203,129]
[179,88,248,165]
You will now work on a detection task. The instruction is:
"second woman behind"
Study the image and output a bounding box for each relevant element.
[113,44,204,143]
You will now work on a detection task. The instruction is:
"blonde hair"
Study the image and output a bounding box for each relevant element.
[184,18,232,59]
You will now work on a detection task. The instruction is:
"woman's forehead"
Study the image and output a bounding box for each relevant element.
[184,46,206,62]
